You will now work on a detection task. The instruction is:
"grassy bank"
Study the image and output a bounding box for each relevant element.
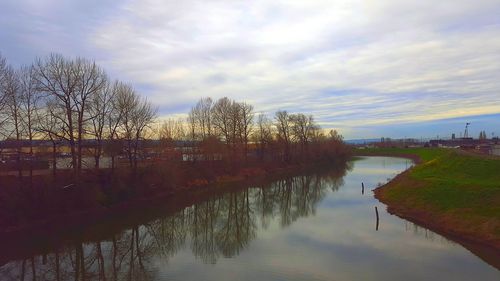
[358,147,500,250]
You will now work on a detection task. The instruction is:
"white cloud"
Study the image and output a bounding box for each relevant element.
[2,0,500,137]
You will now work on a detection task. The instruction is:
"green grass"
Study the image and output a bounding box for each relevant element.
[357,147,500,239]
[358,147,449,161]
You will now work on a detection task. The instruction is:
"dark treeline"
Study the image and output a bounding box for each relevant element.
[0,165,348,281]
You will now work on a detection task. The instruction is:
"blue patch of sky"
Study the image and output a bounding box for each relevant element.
[363,113,500,139]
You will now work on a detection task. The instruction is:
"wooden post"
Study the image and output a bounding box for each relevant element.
[375,206,379,231]
[362,182,365,194]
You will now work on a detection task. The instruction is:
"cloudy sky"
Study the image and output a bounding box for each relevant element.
[1,0,500,139]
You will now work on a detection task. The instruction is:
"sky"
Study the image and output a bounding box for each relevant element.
[1,0,500,139]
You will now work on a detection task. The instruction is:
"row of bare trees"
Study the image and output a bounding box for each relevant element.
[2,51,349,177]
[0,52,157,176]
[186,97,254,161]
[159,97,348,164]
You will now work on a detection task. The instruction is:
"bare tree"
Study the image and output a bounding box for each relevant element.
[255,113,273,160]
[185,111,198,163]
[0,53,6,84]
[228,100,240,156]
[187,110,196,141]
[34,54,81,175]
[105,81,128,170]
[87,79,114,168]
[18,65,41,157]
[158,118,185,160]
[34,54,106,175]
[115,84,137,168]
[211,97,233,147]
[115,84,138,168]
[3,65,23,175]
[290,113,317,159]
[190,97,213,139]
[0,53,9,138]
[72,57,107,171]
[212,97,250,161]
[37,102,66,176]
[275,110,291,162]
[130,98,157,170]
[328,129,343,141]
[160,118,185,141]
[236,102,253,161]
[115,86,157,170]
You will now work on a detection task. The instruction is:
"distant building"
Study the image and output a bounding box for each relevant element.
[491,145,500,156]
[429,138,477,149]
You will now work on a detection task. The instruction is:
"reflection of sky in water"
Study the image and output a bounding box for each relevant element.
[1,157,498,280]
[155,157,499,281]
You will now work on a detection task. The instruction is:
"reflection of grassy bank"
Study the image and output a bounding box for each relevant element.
[358,148,500,250]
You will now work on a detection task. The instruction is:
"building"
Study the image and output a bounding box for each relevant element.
[491,145,500,156]
[428,138,478,149]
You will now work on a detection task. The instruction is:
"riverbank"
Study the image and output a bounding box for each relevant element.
[356,148,500,267]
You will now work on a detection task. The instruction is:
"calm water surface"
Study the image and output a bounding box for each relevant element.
[0,156,498,280]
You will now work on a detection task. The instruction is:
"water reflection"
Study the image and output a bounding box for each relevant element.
[1,158,499,281]
[0,165,349,281]
[404,221,454,245]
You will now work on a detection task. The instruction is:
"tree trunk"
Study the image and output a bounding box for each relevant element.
[94,141,102,169]
[96,242,106,281]
[29,133,33,178]
[112,236,118,281]
[55,250,60,281]
[77,134,83,172]
[70,139,77,177]
[52,142,57,177]
[31,256,36,281]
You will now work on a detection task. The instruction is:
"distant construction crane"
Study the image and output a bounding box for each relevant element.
[464,122,471,138]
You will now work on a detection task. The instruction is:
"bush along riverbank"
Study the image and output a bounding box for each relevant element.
[357,148,500,259]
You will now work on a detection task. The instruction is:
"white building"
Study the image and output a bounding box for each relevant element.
[491,145,500,156]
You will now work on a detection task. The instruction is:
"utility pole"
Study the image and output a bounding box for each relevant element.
[464,123,470,138]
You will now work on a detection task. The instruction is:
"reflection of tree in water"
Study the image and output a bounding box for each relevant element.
[147,211,187,261]
[256,162,350,229]
[189,199,221,264]
[0,165,348,280]
[214,189,257,258]
[257,173,326,228]
[0,227,160,281]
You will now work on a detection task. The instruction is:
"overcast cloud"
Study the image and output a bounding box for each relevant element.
[1,0,500,138]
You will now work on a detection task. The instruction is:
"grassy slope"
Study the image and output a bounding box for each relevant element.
[359,147,500,247]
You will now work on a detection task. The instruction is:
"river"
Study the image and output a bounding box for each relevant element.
[0,156,498,280]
